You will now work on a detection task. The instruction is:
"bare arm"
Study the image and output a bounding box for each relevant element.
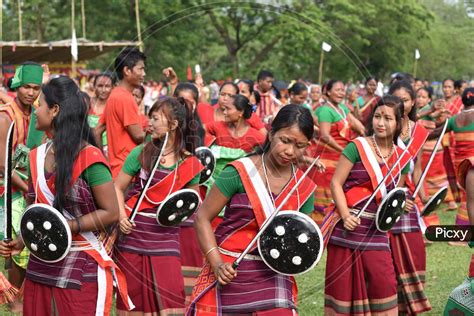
[0,91,14,104]
[194,185,237,285]
[347,112,365,135]
[413,151,428,203]
[114,171,135,234]
[466,169,474,226]
[319,122,344,152]
[163,67,178,96]
[94,122,106,148]
[68,180,120,234]
[126,124,145,144]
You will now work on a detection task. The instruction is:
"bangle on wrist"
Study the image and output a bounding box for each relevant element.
[74,217,82,235]
[205,246,218,257]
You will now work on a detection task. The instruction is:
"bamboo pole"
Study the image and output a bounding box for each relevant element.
[413,59,418,78]
[71,0,76,78]
[135,0,143,51]
[81,0,86,39]
[318,50,324,85]
[17,0,23,41]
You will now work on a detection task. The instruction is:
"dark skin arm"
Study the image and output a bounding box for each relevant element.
[0,174,120,257]
[94,122,106,149]
[194,185,237,285]
[466,169,474,226]
[397,174,415,212]
[319,121,344,152]
[412,150,428,203]
[427,120,451,140]
[126,124,145,144]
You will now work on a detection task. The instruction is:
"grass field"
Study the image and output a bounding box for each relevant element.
[297,206,471,315]
[1,205,470,315]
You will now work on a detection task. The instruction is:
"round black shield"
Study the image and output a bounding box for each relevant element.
[422,186,448,217]
[156,189,201,227]
[195,147,215,184]
[376,188,407,232]
[258,211,323,276]
[20,203,72,263]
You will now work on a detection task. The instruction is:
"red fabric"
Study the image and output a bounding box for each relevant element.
[23,279,98,316]
[325,244,398,315]
[251,308,296,316]
[115,251,185,313]
[102,86,141,178]
[206,121,265,153]
[389,232,431,315]
[140,114,149,130]
[125,156,203,214]
[180,226,204,305]
[458,157,474,190]
[469,255,474,278]
[196,103,215,126]
[179,226,203,270]
[197,103,265,134]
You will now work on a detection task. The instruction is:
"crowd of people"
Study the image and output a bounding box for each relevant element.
[0,47,472,315]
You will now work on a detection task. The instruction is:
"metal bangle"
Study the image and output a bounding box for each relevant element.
[74,217,82,235]
[205,246,218,257]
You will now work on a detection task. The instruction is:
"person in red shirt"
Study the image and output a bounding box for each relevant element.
[206,94,265,153]
[95,48,146,178]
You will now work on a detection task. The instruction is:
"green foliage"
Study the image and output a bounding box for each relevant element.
[2,0,472,81]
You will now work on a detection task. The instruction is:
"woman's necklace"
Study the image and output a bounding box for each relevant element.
[400,119,412,139]
[371,135,394,159]
[159,147,177,164]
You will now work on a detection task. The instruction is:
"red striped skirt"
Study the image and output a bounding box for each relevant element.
[180,226,204,306]
[23,279,98,316]
[115,251,185,314]
[324,243,398,315]
[389,231,431,315]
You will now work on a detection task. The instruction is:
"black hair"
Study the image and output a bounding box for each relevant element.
[367,95,403,143]
[173,82,205,145]
[257,70,274,82]
[389,72,414,85]
[41,76,97,210]
[232,94,253,119]
[365,76,378,85]
[219,81,239,94]
[6,77,14,91]
[94,72,116,86]
[462,87,474,107]
[454,79,466,90]
[257,104,314,154]
[417,87,432,100]
[324,79,343,97]
[114,47,146,80]
[140,97,199,171]
[388,80,417,121]
[135,85,145,99]
[237,79,255,94]
[288,82,308,96]
[442,78,455,86]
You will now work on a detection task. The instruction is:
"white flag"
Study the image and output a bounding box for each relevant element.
[322,41,332,53]
[415,49,420,60]
[71,29,78,61]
